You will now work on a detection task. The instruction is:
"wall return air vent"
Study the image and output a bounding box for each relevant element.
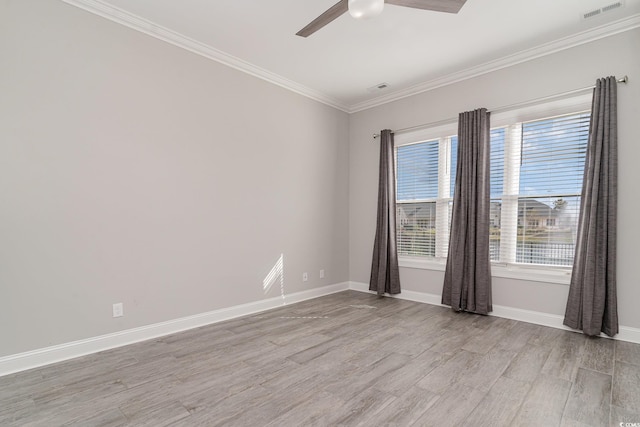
[582,1,624,20]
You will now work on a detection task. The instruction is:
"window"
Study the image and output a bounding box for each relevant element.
[395,98,591,271]
[396,134,456,258]
[493,112,589,267]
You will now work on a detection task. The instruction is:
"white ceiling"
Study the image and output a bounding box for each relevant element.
[65,0,640,112]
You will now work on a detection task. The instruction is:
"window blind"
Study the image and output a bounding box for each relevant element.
[519,114,589,197]
[397,140,439,201]
[397,202,437,256]
[497,112,590,266]
[489,128,506,261]
[450,136,458,197]
[396,138,453,257]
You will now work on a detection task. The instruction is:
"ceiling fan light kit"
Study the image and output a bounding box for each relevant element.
[348,0,385,19]
[296,0,468,37]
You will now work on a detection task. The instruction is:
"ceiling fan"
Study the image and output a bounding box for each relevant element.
[296,0,468,37]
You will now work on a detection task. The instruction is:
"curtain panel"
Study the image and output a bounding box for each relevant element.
[564,76,619,337]
[442,108,492,314]
[370,129,401,295]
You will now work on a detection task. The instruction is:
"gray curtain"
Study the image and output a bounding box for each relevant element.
[370,129,401,295]
[442,108,492,314]
[564,76,618,337]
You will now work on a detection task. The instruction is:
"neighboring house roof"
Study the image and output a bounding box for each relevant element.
[398,199,560,222]
[518,199,559,218]
[397,203,436,221]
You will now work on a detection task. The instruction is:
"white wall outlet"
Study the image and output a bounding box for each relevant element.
[302,272,308,282]
[112,302,124,318]
[320,269,325,279]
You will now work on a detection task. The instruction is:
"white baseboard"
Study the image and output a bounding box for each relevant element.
[349,281,443,306]
[348,281,640,344]
[0,282,349,377]
[4,280,637,377]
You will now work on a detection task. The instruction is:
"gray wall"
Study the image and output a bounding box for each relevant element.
[349,29,640,329]
[1,1,638,359]
[0,0,349,357]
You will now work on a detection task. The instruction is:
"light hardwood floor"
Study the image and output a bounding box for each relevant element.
[1,290,639,426]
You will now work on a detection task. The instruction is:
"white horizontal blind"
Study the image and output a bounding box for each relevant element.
[396,202,437,256]
[489,128,507,261]
[396,137,454,257]
[437,137,455,257]
[450,136,458,197]
[397,140,439,200]
[494,112,590,266]
[490,129,506,198]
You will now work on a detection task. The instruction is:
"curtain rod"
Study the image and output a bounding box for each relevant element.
[373,75,628,139]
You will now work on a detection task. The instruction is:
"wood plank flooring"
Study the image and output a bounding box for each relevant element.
[1,290,639,426]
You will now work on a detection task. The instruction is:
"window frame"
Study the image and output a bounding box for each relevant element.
[395,121,458,260]
[395,94,593,285]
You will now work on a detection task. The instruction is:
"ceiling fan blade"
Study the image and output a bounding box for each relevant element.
[385,0,467,14]
[296,0,349,37]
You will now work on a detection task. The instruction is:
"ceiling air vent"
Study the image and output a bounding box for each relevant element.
[583,8,602,19]
[602,1,623,12]
[582,1,623,20]
[367,82,390,93]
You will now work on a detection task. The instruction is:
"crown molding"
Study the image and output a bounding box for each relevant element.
[60,0,351,113]
[349,13,640,113]
[61,1,638,114]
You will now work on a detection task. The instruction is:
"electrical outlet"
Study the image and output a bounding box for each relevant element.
[303,272,308,282]
[320,269,325,279]
[112,303,124,318]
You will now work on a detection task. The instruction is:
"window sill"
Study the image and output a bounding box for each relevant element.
[398,256,571,285]
[491,263,571,285]
[399,256,446,271]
